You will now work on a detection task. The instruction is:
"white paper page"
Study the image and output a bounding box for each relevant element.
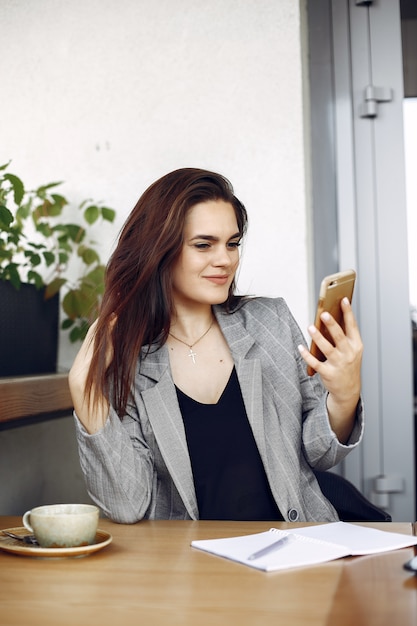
[191,528,349,571]
[285,522,417,555]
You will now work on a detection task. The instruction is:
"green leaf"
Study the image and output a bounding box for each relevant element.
[84,205,100,225]
[0,247,13,262]
[5,264,21,289]
[78,320,91,340]
[78,245,100,265]
[27,270,45,289]
[65,223,85,243]
[45,277,66,299]
[36,181,63,197]
[62,288,92,318]
[27,241,46,250]
[39,194,67,217]
[67,320,91,343]
[69,326,83,342]
[0,205,14,230]
[32,203,47,224]
[46,201,62,217]
[34,198,60,219]
[51,194,68,208]
[35,222,53,237]
[42,251,55,266]
[3,173,25,205]
[25,252,41,266]
[7,231,20,246]
[16,200,32,220]
[101,207,116,222]
[79,198,93,209]
[56,238,72,253]
[61,318,74,329]
[83,265,105,290]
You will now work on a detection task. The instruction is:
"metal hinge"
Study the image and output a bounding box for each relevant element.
[359,85,393,118]
[370,474,404,509]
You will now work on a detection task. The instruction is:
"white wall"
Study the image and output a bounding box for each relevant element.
[1,0,312,370]
[0,417,92,515]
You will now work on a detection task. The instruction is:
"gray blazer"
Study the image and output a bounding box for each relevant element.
[75,297,364,523]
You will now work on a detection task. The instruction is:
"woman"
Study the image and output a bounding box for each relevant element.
[69,168,363,523]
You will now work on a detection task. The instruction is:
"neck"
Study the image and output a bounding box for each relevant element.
[169,306,214,341]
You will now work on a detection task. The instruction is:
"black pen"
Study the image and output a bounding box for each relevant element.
[247,535,292,561]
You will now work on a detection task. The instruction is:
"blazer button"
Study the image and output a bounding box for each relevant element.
[288,508,299,522]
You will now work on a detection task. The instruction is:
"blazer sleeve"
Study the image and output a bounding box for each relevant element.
[284,301,364,469]
[74,401,155,523]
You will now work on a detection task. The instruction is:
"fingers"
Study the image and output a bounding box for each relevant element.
[299,295,363,442]
[306,310,343,366]
[297,320,337,376]
[298,297,363,377]
[313,298,357,350]
[298,343,321,375]
[339,297,359,337]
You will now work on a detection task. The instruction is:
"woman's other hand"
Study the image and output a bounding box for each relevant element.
[298,297,363,443]
[69,319,114,434]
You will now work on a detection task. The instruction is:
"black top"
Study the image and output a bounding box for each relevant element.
[176,367,284,521]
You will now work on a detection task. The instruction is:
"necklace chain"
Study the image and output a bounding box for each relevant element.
[169,319,214,364]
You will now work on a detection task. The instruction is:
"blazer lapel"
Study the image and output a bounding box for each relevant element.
[215,307,268,461]
[140,351,199,520]
[235,357,267,461]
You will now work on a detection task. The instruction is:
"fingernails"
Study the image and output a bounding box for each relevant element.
[320,312,331,322]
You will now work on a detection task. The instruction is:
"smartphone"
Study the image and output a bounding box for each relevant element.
[307,269,356,376]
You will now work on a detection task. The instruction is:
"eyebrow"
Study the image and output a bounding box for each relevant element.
[189,232,241,242]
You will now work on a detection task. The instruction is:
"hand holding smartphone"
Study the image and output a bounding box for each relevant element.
[307,270,356,376]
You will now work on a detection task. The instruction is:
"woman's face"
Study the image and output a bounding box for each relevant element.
[171,200,241,308]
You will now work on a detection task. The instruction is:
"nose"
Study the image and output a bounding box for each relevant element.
[213,245,236,267]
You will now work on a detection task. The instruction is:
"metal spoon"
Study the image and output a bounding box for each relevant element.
[1,530,38,545]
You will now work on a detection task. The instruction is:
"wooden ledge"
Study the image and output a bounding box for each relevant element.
[0,373,73,424]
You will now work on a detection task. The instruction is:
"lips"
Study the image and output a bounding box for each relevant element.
[204,275,230,285]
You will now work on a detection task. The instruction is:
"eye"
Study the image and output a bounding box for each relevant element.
[194,243,211,250]
[227,241,241,249]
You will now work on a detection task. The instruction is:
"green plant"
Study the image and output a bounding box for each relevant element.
[0,162,116,342]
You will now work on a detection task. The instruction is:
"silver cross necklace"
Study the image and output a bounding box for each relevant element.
[169,319,214,364]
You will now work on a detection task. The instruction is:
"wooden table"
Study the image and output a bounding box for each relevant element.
[0,518,416,626]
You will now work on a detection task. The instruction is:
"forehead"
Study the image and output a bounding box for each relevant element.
[184,200,238,233]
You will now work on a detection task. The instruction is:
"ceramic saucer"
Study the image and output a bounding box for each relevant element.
[0,527,112,558]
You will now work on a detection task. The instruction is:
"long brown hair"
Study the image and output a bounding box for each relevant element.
[86,168,248,415]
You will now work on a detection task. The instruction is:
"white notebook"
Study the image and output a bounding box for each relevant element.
[191,522,417,572]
